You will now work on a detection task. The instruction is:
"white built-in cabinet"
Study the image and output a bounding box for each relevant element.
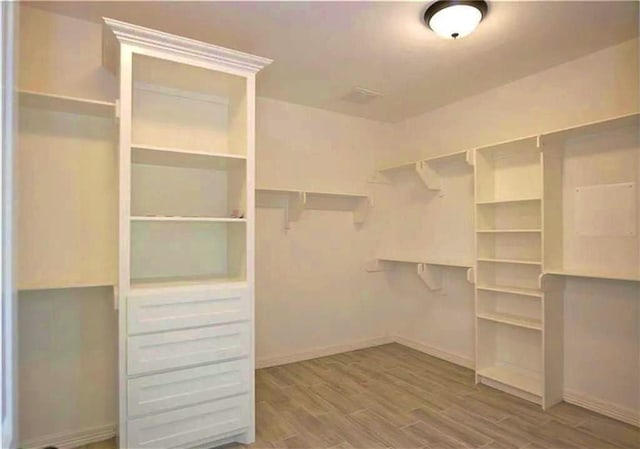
[373,112,639,410]
[102,19,271,448]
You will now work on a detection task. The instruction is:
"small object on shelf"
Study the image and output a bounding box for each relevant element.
[230,209,244,219]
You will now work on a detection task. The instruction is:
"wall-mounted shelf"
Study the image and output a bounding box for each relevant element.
[373,150,473,192]
[540,112,639,146]
[366,256,473,290]
[544,269,640,283]
[256,187,371,229]
[131,216,247,223]
[477,312,542,331]
[19,90,116,117]
[478,258,542,266]
[132,144,246,170]
[477,229,541,234]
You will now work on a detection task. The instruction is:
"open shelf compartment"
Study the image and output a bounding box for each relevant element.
[132,53,248,156]
[131,149,246,220]
[475,136,542,204]
[130,220,246,289]
[476,319,543,398]
[542,111,639,282]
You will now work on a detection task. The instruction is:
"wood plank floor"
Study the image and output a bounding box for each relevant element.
[85,343,639,449]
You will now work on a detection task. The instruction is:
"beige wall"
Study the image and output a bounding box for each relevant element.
[383,37,640,416]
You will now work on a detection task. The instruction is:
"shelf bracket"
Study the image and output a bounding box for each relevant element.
[466,266,475,284]
[465,149,475,166]
[417,263,443,291]
[284,191,306,230]
[365,259,392,272]
[354,196,373,225]
[415,160,441,191]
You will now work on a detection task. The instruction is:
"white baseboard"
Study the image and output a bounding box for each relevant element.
[256,335,394,368]
[564,389,640,428]
[393,334,475,369]
[21,423,116,449]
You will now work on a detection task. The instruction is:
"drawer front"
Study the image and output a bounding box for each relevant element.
[128,285,249,335]
[127,322,250,376]
[128,359,250,417]
[127,395,249,449]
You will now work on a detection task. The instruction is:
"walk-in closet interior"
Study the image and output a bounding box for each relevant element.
[8,2,640,449]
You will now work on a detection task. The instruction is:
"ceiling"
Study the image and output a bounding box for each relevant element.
[28,1,639,122]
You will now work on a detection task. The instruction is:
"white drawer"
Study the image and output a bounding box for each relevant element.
[127,395,249,449]
[127,322,250,376]
[128,359,250,417]
[127,285,249,335]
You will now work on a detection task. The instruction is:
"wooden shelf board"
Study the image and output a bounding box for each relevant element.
[376,150,468,173]
[477,312,542,331]
[476,284,542,298]
[19,90,115,118]
[541,112,639,145]
[131,216,246,223]
[256,187,367,199]
[477,365,542,397]
[478,258,542,266]
[544,269,640,283]
[132,144,246,170]
[477,229,541,234]
[476,197,541,205]
[377,256,472,268]
[130,275,247,291]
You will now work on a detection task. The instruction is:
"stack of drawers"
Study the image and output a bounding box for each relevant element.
[124,282,252,448]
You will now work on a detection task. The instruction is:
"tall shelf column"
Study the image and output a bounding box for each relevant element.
[103,18,271,449]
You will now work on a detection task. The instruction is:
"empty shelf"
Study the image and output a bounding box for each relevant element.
[19,90,115,117]
[130,275,247,291]
[477,312,542,331]
[541,112,639,145]
[377,150,469,172]
[478,258,541,266]
[477,229,541,233]
[476,197,541,205]
[476,285,542,298]
[131,216,246,223]
[544,269,640,283]
[377,256,473,268]
[256,187,367,199]
[132,144,246,170]
[477,365,541,397]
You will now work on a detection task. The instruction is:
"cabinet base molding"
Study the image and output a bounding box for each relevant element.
[256,336,394,368]
[21,423,116,449]
[564,389,640,428]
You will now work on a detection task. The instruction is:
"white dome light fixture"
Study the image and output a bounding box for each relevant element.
[424,1,488,40]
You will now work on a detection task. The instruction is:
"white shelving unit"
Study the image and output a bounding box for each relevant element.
[473,135,563,408]
[256,187,371,229]
[103,18,271,449]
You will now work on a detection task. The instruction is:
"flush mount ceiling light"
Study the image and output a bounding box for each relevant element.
[424,0,488,40]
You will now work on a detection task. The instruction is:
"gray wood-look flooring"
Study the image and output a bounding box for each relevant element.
[85,343,639,449]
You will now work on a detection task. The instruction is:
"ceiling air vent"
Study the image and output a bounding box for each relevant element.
[341,87,383,104]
